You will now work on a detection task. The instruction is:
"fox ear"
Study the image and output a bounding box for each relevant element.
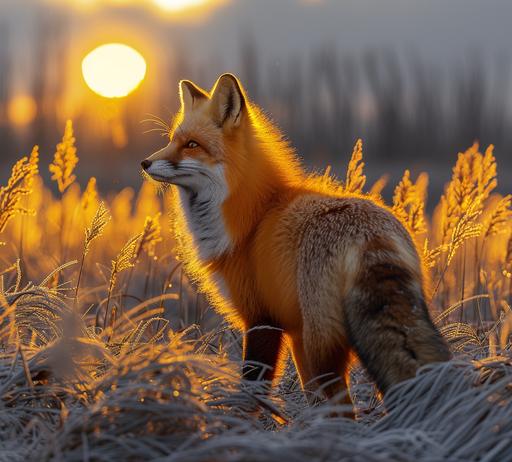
[179,80,208,110]
[210,73,246,128]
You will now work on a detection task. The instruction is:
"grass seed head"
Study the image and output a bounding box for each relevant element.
[483,194,512,239]
[138,213,162,259]
[84,201,111,256]
[49,120,79,194]
[392,169,428,235]
[0,145,39,234]
[82,177,98,212]
[344,138,366,194]
[110,232,144,288]
[440,143,497,244]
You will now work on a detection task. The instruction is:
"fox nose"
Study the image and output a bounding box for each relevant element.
[141,159,152,170]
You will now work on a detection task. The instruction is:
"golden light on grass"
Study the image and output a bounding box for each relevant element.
[153,0,210,11]
[1,118,512,458]
[81,43,146,98]
[7,95,37,126]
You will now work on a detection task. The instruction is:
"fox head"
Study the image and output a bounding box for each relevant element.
[141,73,248,193]
[141,73,300,259]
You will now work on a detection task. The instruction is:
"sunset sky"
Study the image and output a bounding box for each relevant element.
[1,0,511,191]
[2,0,511,94]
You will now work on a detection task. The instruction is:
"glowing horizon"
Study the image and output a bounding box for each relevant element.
[153,0,211,11]
[44,0,224,16]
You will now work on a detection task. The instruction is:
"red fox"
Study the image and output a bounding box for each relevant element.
[141,73,451,410]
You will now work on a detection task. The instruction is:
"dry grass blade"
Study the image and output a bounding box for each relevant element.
[18,344,34,390]
[111,232,143,280]
[82,177,98,212]
[392,170,428,235]
[0,146,39,234]
[104,232,143,329]
[84,202,110,256]
[344,138,366,194]
[423,240,447,269]
[74,202,111,308]
[0,262,17,278]
[504,235,512,279]
[49,120,78,194]
[439,323,482,350]
[440,143,496,244]
[446,198,483,265]
[40,260,78,287]
[479,144,498,199]
[434,294,490,324]
[483,194,512,239]
[137,213,162,258]
[369,174,389,198]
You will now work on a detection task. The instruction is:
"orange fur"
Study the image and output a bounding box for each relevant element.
[142,74,451,405]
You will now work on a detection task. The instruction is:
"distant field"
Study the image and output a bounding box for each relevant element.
[0,121,511,461]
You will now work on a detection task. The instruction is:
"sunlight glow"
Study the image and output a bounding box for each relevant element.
[153,0,210,12]
[8,95,37,126]
[81,43,146,98]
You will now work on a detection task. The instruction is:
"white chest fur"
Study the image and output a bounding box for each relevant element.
[177,163,231,261]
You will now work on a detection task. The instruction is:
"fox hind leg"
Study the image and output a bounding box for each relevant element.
[290,332,354,418]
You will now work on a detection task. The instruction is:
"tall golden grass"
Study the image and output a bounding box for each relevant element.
[0,124,511,349]
[0,122,512,460]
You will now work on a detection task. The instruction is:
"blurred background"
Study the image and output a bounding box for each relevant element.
[1,0,511,200]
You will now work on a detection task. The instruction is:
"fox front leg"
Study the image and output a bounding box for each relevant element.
[242,324,283,383]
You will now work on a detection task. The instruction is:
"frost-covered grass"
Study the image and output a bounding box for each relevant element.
[1,287,511,461]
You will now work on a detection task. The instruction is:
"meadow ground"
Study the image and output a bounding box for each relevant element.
[1,121,512,461]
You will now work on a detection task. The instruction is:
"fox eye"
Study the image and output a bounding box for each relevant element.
[185,140,199,149]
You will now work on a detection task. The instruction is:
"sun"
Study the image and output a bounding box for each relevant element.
[81,43,146,98]
[153,0,211,12]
